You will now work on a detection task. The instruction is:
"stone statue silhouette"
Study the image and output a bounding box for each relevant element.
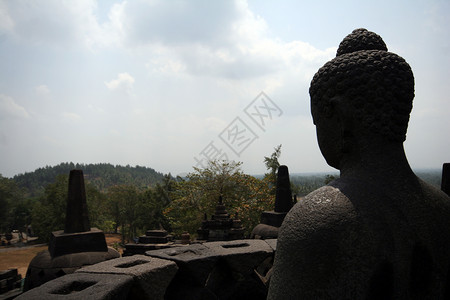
[268,29,450,299]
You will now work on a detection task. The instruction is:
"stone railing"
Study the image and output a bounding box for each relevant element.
[16,239,276,300]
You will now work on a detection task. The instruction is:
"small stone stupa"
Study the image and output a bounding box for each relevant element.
[24,170,119,291]
[251,165,293,239]
[123,227,174,256]
[197,196,244,241]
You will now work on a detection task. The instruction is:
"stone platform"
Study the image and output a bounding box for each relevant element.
[18,239,277,300]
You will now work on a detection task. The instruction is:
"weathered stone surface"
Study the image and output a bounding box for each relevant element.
[24,169,120,291]
[259,212,287,228]
[251,224,279,239]
[49,228,107,257]
[204,259,267,300]
[123,229,173,256]
[23,248,120,292]
[0,269,18,281]
[264,239,277,252]
[205,240,272,275]
[442,163,450,196]
[197,196,244,241]
[146,240,273,300]
[251,166,293,239]
[0,268,22,296]
[146,244,216,286]
[145,230,167,237]
[274,165,293,213]
[123,243,173,256]
[146,244,218,299]
[65,169,90,233]
[77,255,178,300]
[204,240,271,299]
[268,28,450,299]
[138,236,168,244]
[16,273,133,300]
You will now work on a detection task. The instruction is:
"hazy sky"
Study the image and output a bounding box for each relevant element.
[0,0,449,178]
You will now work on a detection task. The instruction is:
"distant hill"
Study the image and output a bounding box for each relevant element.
[12,162,165,197]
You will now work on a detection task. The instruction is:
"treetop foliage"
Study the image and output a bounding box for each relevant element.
[12,162,165,197]
[164,160,274,237]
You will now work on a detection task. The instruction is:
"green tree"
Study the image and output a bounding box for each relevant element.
[30,174,109,242]
[264,144,282,195]
[324,174,337,185]
[0,174,28,234]
[31,175,68,242]
[107,185,141,243]
[85,182,110,232]
[164,160,273,237]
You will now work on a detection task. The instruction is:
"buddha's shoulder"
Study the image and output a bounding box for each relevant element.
[418,178,450,202]
[292,185,355,216]
[417,177,450,215]
[281,185,358,235]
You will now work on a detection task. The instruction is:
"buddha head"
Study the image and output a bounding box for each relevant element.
[309,28,415,169]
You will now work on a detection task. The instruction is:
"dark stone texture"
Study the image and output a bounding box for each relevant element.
[16,272,132,300]
[138,235,169,244]
[65,170,90,233]
[77,255,178,300]
[268,29,450,299]
[23,248,120,292]
[251,224,279,239]
[442,163,450,196]
[197,197,244,241]
[49,228,107,257]
[122,243,173,256]
[24,169,119,291]
[205,240,272,275]
[146,240,273,300]
[0,268,22,296]
[259,211,287,228]
[263,239,277,252]
[123,229,174,256]
[146,244,217,286]
[274,165,293,213]
[145,230,168,237]
[251,166,293,239]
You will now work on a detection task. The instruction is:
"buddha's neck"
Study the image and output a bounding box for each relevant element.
[339,140,416,184]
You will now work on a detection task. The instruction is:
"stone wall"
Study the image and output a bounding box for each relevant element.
[16,239,276,300]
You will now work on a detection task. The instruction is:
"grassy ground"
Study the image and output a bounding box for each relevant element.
[0,234,123,278]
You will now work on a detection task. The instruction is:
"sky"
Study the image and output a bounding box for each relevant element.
[0,0,449,178]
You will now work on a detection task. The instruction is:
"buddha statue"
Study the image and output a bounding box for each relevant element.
[268,29,450,299]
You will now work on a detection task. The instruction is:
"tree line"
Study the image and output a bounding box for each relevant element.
[13,162,165,197]
[1,147,353,244]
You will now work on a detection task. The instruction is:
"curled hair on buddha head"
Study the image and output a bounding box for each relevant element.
[309,28,415,142]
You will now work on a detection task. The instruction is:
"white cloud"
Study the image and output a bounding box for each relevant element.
[0,94,29,119]
[0,1,14,34]
[35,84,51,96]
[87,104,105,114]
[0,0,104,48]
[109,0,241,48]
[111,0,334,84]
[0,0,333,80]
[62,112,81,121]
[105,72,135,92]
